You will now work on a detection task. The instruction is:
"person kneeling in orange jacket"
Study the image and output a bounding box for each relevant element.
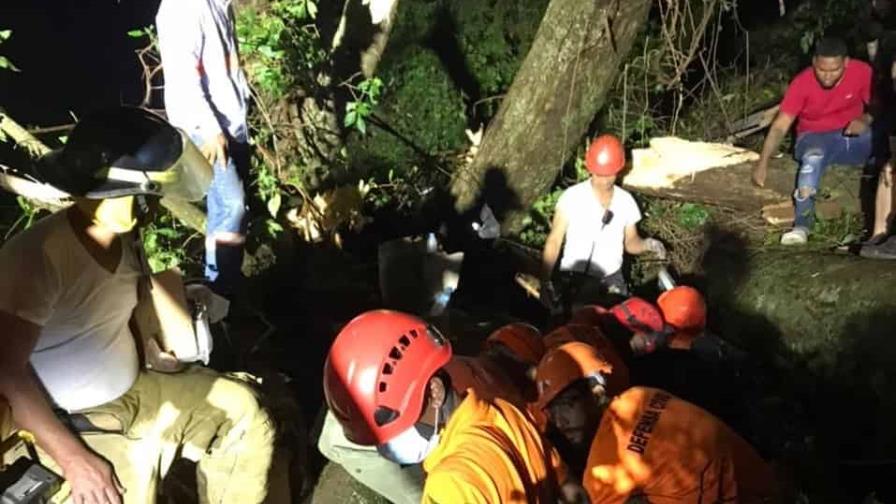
[324,310,581,503]
[535,344,778,503]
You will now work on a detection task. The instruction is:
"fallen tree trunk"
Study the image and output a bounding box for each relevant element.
[623,151,864,225]
[449,0,652,231]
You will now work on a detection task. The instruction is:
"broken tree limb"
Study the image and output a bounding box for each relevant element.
[0,111,206,234]
[0,111,52,157]
[0,166,68,211]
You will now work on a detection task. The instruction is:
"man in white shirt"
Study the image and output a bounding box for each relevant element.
[156,0,251,296]
[541,135,666,308]
[0,109,274,504]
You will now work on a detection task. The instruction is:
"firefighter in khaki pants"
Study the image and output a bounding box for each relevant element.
[0,109,275,504]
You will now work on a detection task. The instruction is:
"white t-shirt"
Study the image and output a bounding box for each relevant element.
[0,210,141,412]
[556,181,642,278]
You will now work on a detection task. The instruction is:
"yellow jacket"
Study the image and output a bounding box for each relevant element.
[422,389,566,503]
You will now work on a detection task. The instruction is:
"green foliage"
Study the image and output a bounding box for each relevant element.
[236,1,326,98]
[235,1,331,243]
[250,154,286,239]
[794,0,866,55]
[0,29,19,72]
[675,202,711,230]
[141,212,198,273]
[345,77,384,135]
[349,48,467,179]
[808,211,863,247]
[351,0,549,192]
[3,197,40,239]
[517,187,563,248]
[448,0,549,116]
[127,25,157,45]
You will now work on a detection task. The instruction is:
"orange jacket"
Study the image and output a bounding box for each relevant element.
[422,389,567,503]
[584,387,776,504]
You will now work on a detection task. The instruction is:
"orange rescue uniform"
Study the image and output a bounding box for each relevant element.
[584,387,776,504]
[423,389,567,504]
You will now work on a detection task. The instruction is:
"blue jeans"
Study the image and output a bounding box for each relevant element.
[192,134,248,294]
[792,129,872,229]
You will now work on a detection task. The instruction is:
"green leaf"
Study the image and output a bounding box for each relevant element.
[0,56,19,72]
[0,30,11,41]
[307,1,318,19]
[356,117,367,135]
[127,29,145,38]
[155,228,180,238]
[344,110,358,127]
[266,219,283,237]
[267,192,282,217]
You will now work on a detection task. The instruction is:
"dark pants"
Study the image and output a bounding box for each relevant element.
[557,269,629,314]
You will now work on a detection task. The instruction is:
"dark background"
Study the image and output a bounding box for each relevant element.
[0,0,161,127]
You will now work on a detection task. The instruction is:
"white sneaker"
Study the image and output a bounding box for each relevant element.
[780,227,808,245]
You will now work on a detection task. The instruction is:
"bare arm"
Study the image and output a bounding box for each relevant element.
[623,224,648,255]
[0,310,123,503]
[541,208,569,280]
[753,112,796,187]
[758,112,796,167]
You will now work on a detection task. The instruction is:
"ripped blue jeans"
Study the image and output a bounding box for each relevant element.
[191,133,249,295]
[793,129,872,229]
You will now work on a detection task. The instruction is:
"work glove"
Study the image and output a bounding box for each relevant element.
[644,238,667,260]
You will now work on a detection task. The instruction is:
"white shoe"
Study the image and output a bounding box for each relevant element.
[780,227,808,245]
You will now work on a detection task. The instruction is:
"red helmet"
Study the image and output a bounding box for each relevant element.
[657,286,707,332]
[585,134,625,176]
[609,297,665,334]
[323,310,452,446]
[484,322,545,365]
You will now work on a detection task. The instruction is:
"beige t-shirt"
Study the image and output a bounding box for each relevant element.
[0,210,141,412]
[557,181,641,278]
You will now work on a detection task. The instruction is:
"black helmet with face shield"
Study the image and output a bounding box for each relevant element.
[34,107,212,201]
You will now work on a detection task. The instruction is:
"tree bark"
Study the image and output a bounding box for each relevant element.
[449,0,652,231]
[623,157,864,225]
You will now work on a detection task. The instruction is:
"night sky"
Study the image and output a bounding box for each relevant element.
[0,0,161,128]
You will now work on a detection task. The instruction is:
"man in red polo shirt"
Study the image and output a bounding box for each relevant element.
[753,37,876,245]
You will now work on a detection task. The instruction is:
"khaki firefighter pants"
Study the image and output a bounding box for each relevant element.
[6,367,276,504]
[317,409,424,504]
